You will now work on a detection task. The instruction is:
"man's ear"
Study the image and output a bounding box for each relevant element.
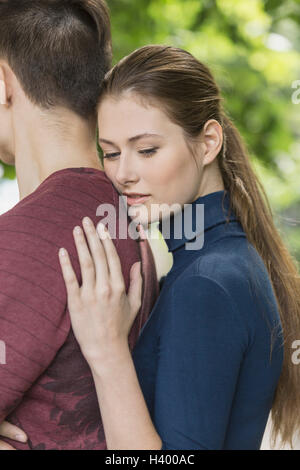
[0,65,7,105]
[202,119,223,166]
[0,81,7,105]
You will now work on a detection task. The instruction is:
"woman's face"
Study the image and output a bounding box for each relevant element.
[97,92,220,227]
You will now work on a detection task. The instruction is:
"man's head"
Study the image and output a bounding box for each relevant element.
[0,0,112,164]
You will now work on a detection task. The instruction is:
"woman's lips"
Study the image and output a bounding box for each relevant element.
[123,194,150,206]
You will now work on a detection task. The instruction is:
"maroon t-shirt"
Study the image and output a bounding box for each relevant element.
[0,168,159,450]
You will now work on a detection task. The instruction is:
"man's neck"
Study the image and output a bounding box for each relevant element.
[15,149,102,200]
[13,110,103,200]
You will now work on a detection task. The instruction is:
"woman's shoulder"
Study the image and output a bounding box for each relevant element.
[170,237,281,333]
[160,270,251,351]
[179,236,270,295]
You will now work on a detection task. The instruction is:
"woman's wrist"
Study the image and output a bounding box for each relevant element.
[85,340,132,377]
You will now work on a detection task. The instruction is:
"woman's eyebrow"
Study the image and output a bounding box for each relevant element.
[99,133,163,146]
[128,133,163,142]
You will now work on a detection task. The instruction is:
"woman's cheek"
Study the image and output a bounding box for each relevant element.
[149,155,184,185]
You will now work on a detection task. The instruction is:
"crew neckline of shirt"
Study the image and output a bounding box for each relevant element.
[41,167,107,186]
[159,190,238,253]
[14,167,108,209]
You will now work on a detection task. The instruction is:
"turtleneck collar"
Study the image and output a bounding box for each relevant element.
[158,190,237,253]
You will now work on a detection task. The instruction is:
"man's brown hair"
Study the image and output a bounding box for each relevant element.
[0,0,112,119]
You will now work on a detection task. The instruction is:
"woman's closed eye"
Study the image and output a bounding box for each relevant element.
[103,151,121,159]
[103,147,159,159]
[138,147,159,157]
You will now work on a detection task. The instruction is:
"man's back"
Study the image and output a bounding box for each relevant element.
[0,167,159,450]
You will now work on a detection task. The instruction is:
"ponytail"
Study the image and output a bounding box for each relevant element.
[220,114,300,448]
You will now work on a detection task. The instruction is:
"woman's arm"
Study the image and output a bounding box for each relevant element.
[89,343,162,450]
[58,218,162,450]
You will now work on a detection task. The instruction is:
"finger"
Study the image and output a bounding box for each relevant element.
[0,421,27,443]
[128,262,143,319]
[58,248,80,301]
[97,223,124,288]
[73,226,96,288]
[82,218,109,283]
[0,441,16,450]
[137,224,148,241]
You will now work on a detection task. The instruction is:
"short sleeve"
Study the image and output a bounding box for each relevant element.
[154,275,249,450]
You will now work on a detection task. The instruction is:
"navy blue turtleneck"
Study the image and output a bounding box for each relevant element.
[132,190,284,450]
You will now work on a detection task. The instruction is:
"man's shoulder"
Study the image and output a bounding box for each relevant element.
[0,168,122,253]
[0,167,118,225]
[27,167,116,207]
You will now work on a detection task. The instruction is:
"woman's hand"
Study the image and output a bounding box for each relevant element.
[58,218,143,367]
[0,421,28,450]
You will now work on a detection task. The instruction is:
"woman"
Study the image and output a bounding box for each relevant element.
[1,45,300,450]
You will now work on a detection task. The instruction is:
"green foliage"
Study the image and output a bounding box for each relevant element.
[1,164,15,180]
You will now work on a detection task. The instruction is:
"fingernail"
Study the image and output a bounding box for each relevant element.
[59,248,67,257]
[138,224,147,240]
[74,226,82,235]
[15,434,27,442]
[83,217,92,226]
[97,223,104,233]
[97,223,109,238]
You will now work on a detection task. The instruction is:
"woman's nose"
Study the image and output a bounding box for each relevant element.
[115,155,139,186]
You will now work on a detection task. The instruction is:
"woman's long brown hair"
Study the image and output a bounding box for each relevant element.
[98,45,300,447]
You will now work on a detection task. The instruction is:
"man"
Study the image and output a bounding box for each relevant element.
[0,0,158,450]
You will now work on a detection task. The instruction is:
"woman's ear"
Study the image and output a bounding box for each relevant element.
[202,119,223,166]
